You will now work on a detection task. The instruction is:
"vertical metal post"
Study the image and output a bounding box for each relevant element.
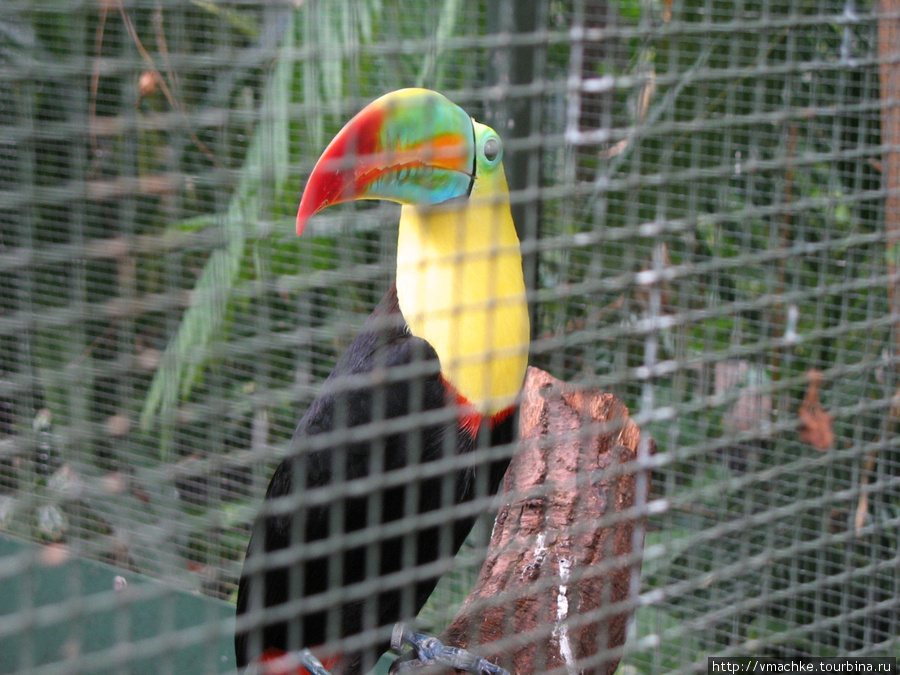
[485,0,547,327]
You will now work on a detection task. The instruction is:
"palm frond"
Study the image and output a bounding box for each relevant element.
[139,13,294,451]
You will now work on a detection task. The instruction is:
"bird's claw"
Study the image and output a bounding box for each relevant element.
[389,623,509,675]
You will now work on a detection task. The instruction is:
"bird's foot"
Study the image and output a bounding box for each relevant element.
[388,623,509,675]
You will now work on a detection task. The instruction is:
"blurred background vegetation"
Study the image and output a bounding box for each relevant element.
[0,0,897,670]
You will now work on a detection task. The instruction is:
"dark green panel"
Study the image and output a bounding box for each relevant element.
[0,534,236,674]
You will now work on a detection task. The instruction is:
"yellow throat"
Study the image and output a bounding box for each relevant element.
[395,155,529,418]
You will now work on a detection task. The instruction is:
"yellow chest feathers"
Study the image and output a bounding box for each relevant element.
[395,194,529,417]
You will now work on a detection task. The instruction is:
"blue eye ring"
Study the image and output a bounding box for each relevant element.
[482,136,502,163]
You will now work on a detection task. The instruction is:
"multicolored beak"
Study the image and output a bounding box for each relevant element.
[296,88,476,234]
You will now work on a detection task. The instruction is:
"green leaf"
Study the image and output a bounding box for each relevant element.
[415,0,461,87]
[187,0,260,38]
[140,12,294,454]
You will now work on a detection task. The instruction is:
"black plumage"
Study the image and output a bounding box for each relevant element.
[235,285,514,673]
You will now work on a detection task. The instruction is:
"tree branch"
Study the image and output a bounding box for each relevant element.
[437,366,654,675]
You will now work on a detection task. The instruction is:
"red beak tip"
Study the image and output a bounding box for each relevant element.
[296,200,317,235]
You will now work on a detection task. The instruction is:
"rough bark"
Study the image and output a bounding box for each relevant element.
[438,366,654,675]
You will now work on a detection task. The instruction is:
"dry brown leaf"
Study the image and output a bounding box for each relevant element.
[798,369,834,451]
[138,70,159,98]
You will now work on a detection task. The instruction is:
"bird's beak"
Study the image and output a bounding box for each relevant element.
[296,88,476,235]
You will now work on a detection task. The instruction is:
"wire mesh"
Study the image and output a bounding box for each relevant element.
[0,0,898,672]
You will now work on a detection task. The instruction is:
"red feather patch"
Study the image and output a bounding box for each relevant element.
[440,375,515,437]
[256,648,342,675]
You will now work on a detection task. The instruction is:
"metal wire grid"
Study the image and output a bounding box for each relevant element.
[0,0,898,672]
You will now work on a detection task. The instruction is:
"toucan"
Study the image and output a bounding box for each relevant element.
[235,88,530,674]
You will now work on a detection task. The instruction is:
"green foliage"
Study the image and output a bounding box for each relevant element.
[533,0,898,666]
[139,11,294,452]
[139,0,491,457]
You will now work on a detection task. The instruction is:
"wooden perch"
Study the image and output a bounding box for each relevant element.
[436,367,654,675]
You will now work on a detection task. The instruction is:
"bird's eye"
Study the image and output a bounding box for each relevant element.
[482,137,501,163]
